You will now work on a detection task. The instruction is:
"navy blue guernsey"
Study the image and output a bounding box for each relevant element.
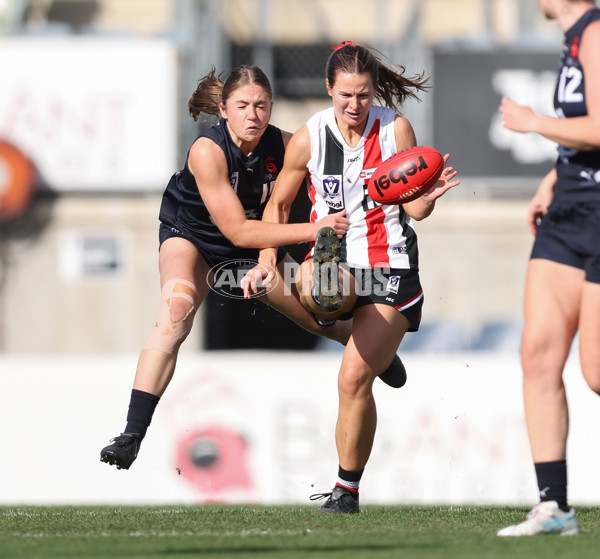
[553,8,600,200]
[159,119,285,256]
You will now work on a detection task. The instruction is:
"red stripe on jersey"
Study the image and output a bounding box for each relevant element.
[363,119,390,266]
[365,206,389,266]
[305,178,318,260]
[364,119,382,168]
[363,119,381,169]
[308,178,318,224]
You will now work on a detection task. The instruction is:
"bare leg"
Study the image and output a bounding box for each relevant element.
[131,237,212,397]
[101,238,213,469]
[521,259,582,463]
[258,254,352,344]
[579,281,600,395]
[497,259,586,535]
[132,351,177,397]
[335,304,409,470]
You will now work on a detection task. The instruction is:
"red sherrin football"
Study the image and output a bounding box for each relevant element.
[368,146,444,204]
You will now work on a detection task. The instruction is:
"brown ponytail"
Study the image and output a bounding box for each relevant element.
[187,66,223,121]
[187,65,273,122]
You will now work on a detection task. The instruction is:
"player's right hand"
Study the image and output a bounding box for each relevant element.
[316,210,349,238]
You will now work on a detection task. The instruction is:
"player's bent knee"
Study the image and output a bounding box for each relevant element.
[143,278,199,355]
[169,295,194,323]
[338,365,372,397]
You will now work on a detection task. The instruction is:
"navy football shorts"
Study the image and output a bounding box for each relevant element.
[531,199,600,284]
[348,266,423,331]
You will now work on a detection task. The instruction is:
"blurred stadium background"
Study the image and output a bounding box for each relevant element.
[1,0,597,507]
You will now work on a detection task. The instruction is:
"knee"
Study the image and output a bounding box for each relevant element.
[338,363,373,399]
[166,299,196,345]
[144,279,199,355]
[169,294,196,324]
[520,334,551,381]
[520,340,538,379]
[164,278,199,341]
[520,333,571,393]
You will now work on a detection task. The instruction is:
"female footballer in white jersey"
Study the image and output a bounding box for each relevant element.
[243,41,459,513]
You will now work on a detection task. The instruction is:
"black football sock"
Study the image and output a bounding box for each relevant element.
[336,465,364,496]
[124,389,160,440]
[535,460,569,511]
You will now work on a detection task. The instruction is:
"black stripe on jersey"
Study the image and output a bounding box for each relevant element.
[323,125,346,258]
[324,125,344,175]
[400,211,419,268]
[324,125,345,215]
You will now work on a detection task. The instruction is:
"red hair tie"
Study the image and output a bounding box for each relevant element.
[332,40,355,51]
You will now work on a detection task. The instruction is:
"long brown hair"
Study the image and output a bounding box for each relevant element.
[326,43,429,113]
[187,65,273,121]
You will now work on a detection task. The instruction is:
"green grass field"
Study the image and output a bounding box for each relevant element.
[1,505,599,559]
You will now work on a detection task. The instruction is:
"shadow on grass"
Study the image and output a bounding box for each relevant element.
[162,542,437,555]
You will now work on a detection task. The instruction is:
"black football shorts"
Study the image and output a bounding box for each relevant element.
[531,199,600,284]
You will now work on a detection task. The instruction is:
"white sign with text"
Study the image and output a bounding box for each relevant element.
[1,351,597,506]
[0,38,177,191]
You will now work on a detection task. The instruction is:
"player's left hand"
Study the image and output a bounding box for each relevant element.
[240,262,275,298]
[421,154,460,201]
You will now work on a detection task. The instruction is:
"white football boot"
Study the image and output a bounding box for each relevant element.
[497,500,579,536]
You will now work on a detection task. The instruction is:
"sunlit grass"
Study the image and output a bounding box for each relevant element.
[1,505,599,558]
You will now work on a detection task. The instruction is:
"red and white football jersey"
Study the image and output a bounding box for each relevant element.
[305,106,418,269]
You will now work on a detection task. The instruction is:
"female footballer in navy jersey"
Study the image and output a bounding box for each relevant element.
[99,65,356,470]
[243,42,460,513]
[497,0,600,537]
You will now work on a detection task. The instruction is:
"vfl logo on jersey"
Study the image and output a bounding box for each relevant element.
[387,276,400,294]
[323,176,340,194]
[323,175,344,210]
